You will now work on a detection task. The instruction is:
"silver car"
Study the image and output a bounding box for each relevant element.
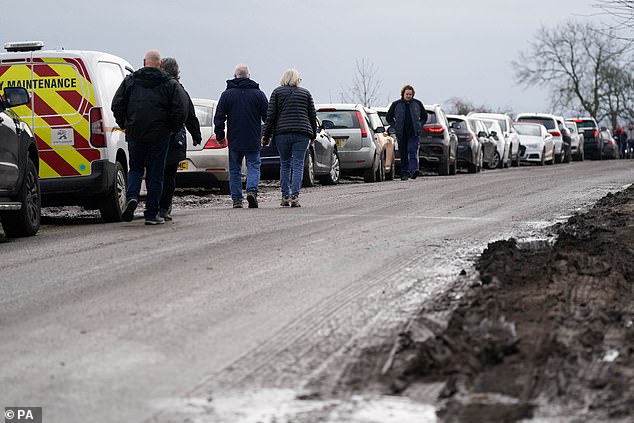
[468,112,521,167]
[176,98,238,194]
[316,104,386,183]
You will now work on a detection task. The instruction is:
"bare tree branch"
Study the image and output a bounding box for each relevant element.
[344,58,383,107]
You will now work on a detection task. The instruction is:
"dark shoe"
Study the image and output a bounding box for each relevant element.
[411,170,421,179]
[232,199,243,208]
[246,191,258,208]
[122,198,138,222]
[280,196,290,207]
[290,195,301,208]
[144,215,165,225]
[400,175,409,181]
[159,208,172,221]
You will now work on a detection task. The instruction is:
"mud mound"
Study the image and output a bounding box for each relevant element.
[336,186,634,422]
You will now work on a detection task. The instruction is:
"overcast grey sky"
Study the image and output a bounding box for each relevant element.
[2,0,606,113]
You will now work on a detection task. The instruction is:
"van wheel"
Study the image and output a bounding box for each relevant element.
[99,161,127,222]
[1,159,41,237]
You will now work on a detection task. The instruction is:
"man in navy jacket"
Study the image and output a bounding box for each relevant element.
[386,85,427,180]
[214,64,269,208]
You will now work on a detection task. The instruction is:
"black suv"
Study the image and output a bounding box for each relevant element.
[0,87,40,237]
[569,117,602,160]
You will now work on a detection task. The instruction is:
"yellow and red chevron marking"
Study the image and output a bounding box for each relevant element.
[0,57,101,178]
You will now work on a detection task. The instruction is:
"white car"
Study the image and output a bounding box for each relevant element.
[516,113,566,164]
[481,119,509,169]
[514,122,555,165]
[468,112,521,167]
[176,98,235,194]
[565,119,585,161]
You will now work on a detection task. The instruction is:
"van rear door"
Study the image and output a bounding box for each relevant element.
[0,57,100,180]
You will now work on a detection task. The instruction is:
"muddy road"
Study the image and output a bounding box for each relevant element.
[0,160,632,422]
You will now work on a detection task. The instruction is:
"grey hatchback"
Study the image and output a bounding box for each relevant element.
[0,87,40,237]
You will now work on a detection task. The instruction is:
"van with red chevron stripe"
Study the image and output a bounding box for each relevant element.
[0,41,134,221]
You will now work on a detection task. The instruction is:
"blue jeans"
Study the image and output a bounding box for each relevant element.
[275,133,309,197]
[127,139,170,219]
[397,135,420,176]
[228,149,261,201]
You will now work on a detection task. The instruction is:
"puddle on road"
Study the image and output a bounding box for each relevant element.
[153,389,437,423]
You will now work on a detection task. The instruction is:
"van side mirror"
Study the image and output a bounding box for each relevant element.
[490,130,498,138]
[321,119,335,130]
[3,87,30,108]
[387,127,396,135]
[477,131,487,138]
[374,126,385,134]
[450,121,461,130]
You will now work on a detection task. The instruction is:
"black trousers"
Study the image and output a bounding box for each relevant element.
[160,162,179,211]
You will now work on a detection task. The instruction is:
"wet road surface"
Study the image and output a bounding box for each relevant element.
[0,160,632,422]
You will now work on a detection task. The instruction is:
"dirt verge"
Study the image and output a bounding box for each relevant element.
[334,186,634,422]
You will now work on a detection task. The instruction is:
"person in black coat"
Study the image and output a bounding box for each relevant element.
[262,69,317,208]
[158,57,202,221]
[213,64,269,208]
[386,85,427,180]
[112,49,188,225]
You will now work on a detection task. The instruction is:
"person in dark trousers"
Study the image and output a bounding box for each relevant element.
[213,64,269,208]
[112,49,188,225]
[386,85,428,180]
[262,68,317,208]
[158,57,202,221]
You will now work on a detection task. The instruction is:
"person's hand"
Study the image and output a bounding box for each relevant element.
[216,136,227,146]
[261,136,270,147]
[193,137,202,146]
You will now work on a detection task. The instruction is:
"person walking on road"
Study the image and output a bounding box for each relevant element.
[213,64,269,208]
[262,69,317,208]
[112,49,188,225]
[158,57,202,221]
[386,85,427,181]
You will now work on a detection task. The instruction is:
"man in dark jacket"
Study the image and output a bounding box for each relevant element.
[213,64,269,208]
[158,57,202,221]
[112,49,188,225]
[386,85,427,180]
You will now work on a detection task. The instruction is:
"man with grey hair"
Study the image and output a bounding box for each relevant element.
[112,49,188,224]
[214,64,269,208]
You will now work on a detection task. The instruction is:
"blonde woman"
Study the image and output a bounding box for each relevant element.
[262,69,317,207]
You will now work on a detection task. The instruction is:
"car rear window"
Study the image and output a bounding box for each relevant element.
[195,105,213,127]
[316,110,360,129]
[516,117,556,130]
[424,111,438,125]
[514,123,542,136]
[574,120,597,129]
[448,118,469,135]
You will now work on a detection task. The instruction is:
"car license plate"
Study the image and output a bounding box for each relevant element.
[177,161,188,171]
[334,137,346,147]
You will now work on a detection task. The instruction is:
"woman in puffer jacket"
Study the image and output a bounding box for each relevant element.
[262,69,317,208]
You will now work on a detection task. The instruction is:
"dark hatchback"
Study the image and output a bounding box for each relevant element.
[260,120,341,187]
[0,87,40,237]
[569,117,602,160]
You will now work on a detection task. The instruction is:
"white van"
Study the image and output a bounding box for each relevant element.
[0,41,133,221]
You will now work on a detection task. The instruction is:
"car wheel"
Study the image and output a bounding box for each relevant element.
[363,155,378,183]
[449,154,457,175]
[580,145,585,161]
[218,181,231,195]
[539,148,545,166]
[99,160,127,222]
[512,150,520,167]
[1,158,41,237]
[563,148,571,163]
[375,153,386,182]
[320,150,340,185]
[385,156,395,181]
[490,151,501,169]
[302,150,315,187]
[476,148,483,173]
[467,160,477,174]
[439,155,450,176]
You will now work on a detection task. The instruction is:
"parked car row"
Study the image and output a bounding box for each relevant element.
[0,41,630,239]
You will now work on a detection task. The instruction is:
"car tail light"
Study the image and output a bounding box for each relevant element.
[89,107,106,147]
[549,130,561,137]
[424,125,445,134]
[355,111,368,138]
[573,119,584,123]
[204,135,227,149]
[594,130,599,139]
